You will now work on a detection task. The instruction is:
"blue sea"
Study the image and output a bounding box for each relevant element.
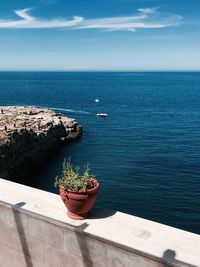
[0,71,200,234]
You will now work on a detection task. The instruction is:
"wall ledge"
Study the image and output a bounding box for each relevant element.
[0,178,199,267]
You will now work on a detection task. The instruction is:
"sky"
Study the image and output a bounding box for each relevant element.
[0,0,200,71]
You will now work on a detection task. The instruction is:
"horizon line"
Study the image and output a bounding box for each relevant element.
[0,69,200,72]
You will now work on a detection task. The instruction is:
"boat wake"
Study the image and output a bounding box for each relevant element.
[48,107,91,115]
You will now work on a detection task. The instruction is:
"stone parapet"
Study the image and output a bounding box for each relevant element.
[0,178,199,267]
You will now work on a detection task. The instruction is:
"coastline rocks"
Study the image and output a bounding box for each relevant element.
[0,106,82,179]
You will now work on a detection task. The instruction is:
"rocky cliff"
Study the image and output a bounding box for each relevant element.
[0,106,82,179]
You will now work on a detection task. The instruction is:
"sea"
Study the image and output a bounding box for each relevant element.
[0,71,200,234]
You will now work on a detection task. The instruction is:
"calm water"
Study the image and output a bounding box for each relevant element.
[0,71,200,234]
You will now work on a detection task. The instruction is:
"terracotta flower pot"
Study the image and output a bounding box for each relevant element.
[59,179,99,220]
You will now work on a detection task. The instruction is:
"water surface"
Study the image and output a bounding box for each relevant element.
[0,71,200,233]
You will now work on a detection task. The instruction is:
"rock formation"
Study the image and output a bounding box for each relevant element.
[0,106,82,179]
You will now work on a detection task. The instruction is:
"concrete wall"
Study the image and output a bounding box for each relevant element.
[0,179,199,267]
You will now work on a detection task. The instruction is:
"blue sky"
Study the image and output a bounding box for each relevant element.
[0,0,200,71]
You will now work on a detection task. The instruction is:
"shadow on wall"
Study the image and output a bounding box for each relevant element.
[10,203,116,267]
[74,223,93,267]
[73,208,117,267]
[162,249,198,267]
[11,203,198,267]
[12,202,34,267]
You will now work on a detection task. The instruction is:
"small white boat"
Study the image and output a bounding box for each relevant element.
[96,113,108,118]
[95,98,100,103]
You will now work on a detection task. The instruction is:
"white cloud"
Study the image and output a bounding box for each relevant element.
[78,8,182,32]
[0,7,182,31]
[15,8,34,21]
[138,8,157,14]
[0,8,83,28]
[78,17,182,32]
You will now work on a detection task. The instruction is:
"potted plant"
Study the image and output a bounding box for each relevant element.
[55,159,99,220]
